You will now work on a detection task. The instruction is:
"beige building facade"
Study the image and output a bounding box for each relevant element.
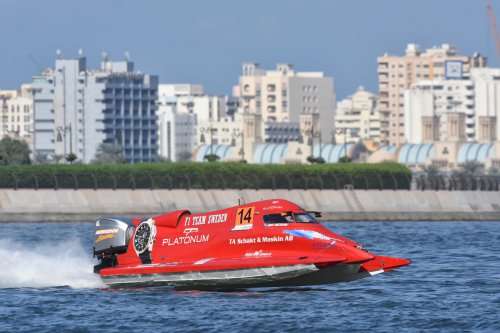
[0,85,33,142]
[233,63,335,144]
[334,86,381,146]
[377,43,485,146]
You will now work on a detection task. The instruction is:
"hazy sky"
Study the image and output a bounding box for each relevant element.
[0,0,499,99]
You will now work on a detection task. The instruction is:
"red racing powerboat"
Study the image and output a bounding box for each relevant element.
[93,199,410,289]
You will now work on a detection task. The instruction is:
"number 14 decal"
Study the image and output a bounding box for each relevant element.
[233,206,255,230]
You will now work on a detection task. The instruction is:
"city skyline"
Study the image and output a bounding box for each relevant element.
[1,0,498,99]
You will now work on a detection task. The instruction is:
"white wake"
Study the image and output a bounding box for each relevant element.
[0,238,106,289]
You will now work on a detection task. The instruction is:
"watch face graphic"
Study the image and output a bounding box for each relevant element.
[134,222,152,254]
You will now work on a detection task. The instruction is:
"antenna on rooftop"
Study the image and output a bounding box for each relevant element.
[56,49,63,59]
[125,51,130,61]
[101,52,108,62]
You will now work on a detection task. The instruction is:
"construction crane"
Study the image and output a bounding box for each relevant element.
[486,2,500,62]
[27,53,43,72]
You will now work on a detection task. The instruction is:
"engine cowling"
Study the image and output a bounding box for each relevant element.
[93,216,135,257]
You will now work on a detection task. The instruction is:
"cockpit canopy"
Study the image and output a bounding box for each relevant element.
[263,211,319,224]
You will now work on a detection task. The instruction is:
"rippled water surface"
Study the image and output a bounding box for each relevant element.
[1,221,499,332]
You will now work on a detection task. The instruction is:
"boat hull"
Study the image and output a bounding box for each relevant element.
[100,263,393,290]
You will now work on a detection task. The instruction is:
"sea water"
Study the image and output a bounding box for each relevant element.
[0,221,499,332]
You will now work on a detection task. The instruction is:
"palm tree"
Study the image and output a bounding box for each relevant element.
[422,164,440,190]
[92,143,124,164]
[459,160,483,177]
[0,137,31,165]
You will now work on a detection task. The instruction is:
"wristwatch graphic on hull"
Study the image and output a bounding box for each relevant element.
[133,218,156,264]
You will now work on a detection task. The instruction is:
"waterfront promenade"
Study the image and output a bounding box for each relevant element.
[1,188,499,222]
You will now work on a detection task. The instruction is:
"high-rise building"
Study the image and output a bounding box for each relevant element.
[31,51,158,163]
[334,86,381,145]
[233,63,336,144]
[377,43,486,146]
[0,85,33,142]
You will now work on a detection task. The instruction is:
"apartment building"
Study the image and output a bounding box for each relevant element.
[0,85,33,141]
[405,67,500,144]
[233,63,335,144]
[377,43,485,146]
[334,86,381,145]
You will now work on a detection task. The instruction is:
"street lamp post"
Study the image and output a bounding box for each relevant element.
[199,124,217,156]
[57,123,73,157]
[335,128,348,160]
[301,124,321,159]
[232,128,245,162]
[27,88,42,160]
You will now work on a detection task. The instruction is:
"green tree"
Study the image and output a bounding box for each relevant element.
[204,154,220,162]
[156,155,172,163]
[422,164,441,189]
[457,160,483,177]
[52,154,64,164]
[92,143,125,164]
[338,156,352,163]
[0,137,31,165]
[487,166,499,176]
[423,164,440,178]
[176,151,193,162]
[66,153,77,164]
[307,156,326,164]
[33,153,48,164]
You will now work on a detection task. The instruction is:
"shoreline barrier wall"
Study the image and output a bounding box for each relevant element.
[1,189,500,222]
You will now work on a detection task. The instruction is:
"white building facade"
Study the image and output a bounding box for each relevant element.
[472,68,500,142]
[404,79,475,143]
[156,84,238,161]
[31,51,158,163]
[403,67,500,145]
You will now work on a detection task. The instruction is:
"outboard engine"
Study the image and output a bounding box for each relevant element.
[93,217,135,273]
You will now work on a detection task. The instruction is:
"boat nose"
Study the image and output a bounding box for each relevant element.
[361,255,411,273]
[385,257,411,270]
[341,246,376,264]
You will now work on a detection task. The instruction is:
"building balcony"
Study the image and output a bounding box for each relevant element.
[377,65,388,73]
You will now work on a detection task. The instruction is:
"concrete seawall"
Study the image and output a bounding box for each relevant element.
[1,189,500,222]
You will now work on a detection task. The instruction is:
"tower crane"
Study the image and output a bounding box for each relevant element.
[486,2,500,62]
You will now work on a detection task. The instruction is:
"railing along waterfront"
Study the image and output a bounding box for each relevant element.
[1,172,498,191]
[414,174,500,191]
[0,172,411,191]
